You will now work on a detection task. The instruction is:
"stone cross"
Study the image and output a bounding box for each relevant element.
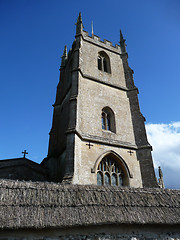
[86,141,93,149]
[22,150,28,158]
[127,150,133,156]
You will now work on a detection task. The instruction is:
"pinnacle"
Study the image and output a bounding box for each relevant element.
[76,12,82,25]
[62,45,67,57]
[120,29,125,43]
[75,12,84,35]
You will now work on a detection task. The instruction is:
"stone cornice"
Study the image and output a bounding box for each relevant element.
[137,144,153,151]
[66,128,138,149]
[66,128,152,151]
[72,68,138,92]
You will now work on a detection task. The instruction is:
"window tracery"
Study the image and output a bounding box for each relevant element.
[97,155,124,186]
[97,52,111,73]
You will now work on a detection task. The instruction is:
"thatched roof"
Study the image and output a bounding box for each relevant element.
[0,179,179,229]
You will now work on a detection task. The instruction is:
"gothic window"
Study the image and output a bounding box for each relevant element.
[97,51,111,73]
[101,112,106,130]
[103,58,107,72]
[97,171,103,185]
[97,155,124,186]
[101,107,116,133]
[98,56,102,70]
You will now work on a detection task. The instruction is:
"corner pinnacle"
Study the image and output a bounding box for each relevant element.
[75,12,84,35]
[76,12,82,24]
[61,45,68,68]
[119,29,127,53]
[120,30,125,42]
[62,45,67,57]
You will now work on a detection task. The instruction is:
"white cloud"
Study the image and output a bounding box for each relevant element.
[146,122,180,189]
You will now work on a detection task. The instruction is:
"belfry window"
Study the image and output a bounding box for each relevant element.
[98,56,102,70]
[103,58,107,72]
[97,51,111,73]
[101,107,116,133]
[97,155,124,186]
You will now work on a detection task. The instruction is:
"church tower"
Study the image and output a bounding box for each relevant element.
[44,13,158,188]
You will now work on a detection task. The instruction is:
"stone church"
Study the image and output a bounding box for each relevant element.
[0,13,179,239]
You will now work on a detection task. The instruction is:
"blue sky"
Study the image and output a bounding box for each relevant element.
[0,0,180,188]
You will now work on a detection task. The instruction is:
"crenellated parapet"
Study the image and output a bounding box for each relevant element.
[60,13,128,70]
[82,30,121,52]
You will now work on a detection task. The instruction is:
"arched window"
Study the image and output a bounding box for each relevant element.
[97,51,111,73]
[101,107,116,133]
[97,155,125,187]
[98,56,102,71]
[97,172,103,185]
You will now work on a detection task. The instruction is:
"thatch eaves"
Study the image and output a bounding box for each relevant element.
[0,179,179,229]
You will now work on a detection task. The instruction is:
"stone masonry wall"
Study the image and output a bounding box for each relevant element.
[77,76,136,144]
[0,225,179,239]
[72,34,144,186]
[73,134,142,187]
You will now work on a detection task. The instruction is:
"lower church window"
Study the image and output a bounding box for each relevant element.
[97,155,124,186]
[111,173,117,186]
